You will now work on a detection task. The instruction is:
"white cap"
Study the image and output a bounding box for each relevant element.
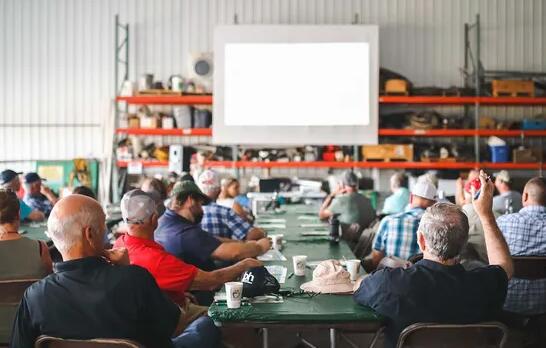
[197,169,220,194]
[495,170,511,183]
[411,181,437,201]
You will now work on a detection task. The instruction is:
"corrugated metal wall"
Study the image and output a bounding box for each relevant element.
[1,0,545,170]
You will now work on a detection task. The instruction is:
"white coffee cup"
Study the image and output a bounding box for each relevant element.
[293,255,308,276]
[225,282,243,309]
[346,259,361,281]
[269,234,284,251]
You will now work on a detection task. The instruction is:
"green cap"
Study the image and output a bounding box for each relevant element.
[170,180,211,205]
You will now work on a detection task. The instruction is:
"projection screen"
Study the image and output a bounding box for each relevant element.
[213,25,379,145]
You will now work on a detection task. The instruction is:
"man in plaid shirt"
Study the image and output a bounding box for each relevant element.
[497,177,546,315]
[363,180,437,271]
[198,170,265,241]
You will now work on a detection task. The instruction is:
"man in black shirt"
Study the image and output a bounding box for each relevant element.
[10,194,220,348]
[354,171,513,348]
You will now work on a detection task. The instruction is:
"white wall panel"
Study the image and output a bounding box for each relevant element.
[1,0,545,170]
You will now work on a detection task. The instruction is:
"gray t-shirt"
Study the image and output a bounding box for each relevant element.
[329,192,376,228]
[493,191,522,215]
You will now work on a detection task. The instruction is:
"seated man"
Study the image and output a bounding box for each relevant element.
[155,180,271,305]
[381,172,410,215]
[497,177,546,316]
[319,170,376,228]
[22,172,58,217]
[493,170,522,215]
[115,189,262,307]
[363,180,437,271]
[0,170,44,222]
[354,171,513,348]
[10,194,220,348]
[198,170,265,241]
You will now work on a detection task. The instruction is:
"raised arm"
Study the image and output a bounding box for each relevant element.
[472,170,514,280]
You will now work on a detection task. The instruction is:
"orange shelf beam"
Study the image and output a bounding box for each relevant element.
[117,160,169,168]
[379,96,546,105]
[379,129,546,137]
[116,95,212,105]
[115,128,212,136]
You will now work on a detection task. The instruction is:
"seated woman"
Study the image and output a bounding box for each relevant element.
[0,189,52,280]
[217,177,253,222]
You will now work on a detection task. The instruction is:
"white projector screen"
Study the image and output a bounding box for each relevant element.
[213,25,379,145]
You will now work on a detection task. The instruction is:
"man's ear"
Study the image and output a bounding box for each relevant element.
[417,231,426,253]
[522,191,529,205]
[83,226,96,248]
[409,193,414,205]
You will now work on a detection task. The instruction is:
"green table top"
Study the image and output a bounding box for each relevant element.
[208,204,382,325]
[19,222,49,242]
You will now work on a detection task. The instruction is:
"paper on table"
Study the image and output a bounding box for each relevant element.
[255,218,286,223]
[265,265,288,284]
[256,224,286,229]
[300,231,329,236]
[297,215,320,221]
[257,249,287,261]
[300,223,326,228]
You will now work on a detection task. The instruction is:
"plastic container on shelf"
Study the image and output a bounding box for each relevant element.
[489,145,510,163]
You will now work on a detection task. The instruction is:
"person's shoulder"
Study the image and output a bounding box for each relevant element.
[496,211,523,224]
[466,265,508,286]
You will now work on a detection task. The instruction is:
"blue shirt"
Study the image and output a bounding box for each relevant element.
[381,188,410,215]
[497,205,546,315]
[19,200,33,221]
[201,202,252,240]
[155,209,222,306]
[23,194,53,217]
[354,260,508,348]
[373,207,424,260]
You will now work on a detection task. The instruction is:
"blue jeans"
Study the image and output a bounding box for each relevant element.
[171,316,221,348]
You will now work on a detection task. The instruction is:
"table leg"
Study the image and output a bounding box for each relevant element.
[262,328,269,348]
[330,328,336,348]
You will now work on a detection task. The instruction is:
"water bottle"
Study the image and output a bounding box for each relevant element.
[329,214,341,244]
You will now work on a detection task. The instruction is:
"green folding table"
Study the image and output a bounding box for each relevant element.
[208,205,384,348]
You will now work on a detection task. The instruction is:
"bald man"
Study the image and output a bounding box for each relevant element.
[10,195,219,348]
[497,177,546,316]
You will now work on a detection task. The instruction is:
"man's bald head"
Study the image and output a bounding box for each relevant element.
[48,194,106,255]
[523,177,546,207]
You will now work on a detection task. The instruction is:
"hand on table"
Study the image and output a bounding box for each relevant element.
[241,258,263,270]
[257,237,272,253]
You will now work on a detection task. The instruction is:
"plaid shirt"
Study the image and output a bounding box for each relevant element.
[373,207,424,260]
[23,194,53,216]
[497,205,546,315]
[201,202,252,240]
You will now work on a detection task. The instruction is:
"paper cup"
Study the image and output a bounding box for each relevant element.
[225,282,243,309]
[269,234,284,251]
[293,255,308,276]
[346,259,361,281]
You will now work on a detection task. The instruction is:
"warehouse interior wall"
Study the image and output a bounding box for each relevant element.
[1,0,545,170]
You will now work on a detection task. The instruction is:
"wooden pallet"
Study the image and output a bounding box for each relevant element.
[137,89,182,96]
[492,80,534,97]
[362,144,413,162]
[420,157,457,163]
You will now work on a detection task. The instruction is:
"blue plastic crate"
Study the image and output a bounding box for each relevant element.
[489,145,510,163]
[522,119,546,130]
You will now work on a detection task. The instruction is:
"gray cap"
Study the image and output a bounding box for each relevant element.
[120,189,156,224]
[341,170,358,187]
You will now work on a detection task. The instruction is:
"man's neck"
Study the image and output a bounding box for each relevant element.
[423,253,458,266]
[499,187,510,195]
[176,209,195,223]
[127,227,153,240]
[61,248,97,262]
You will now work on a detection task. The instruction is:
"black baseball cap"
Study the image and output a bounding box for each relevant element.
[24,172,46,184]
[0,170,22,185]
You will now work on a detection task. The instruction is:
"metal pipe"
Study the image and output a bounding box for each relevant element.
[474,14,481,164]
[262,328,269,348]
[330,328,336,348]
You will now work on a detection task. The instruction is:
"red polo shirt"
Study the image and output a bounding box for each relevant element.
[114,234,198,305]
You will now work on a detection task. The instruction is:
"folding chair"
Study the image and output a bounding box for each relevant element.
[512,256,546,280]
[35,336,145,348]
[396,322,508,348]
[0,279,40,346]
[341,223,363,251]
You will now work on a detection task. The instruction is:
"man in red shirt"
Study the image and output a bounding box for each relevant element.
[114,189,262,307]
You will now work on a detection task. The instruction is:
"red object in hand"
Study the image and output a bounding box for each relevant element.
[464,178,481,194]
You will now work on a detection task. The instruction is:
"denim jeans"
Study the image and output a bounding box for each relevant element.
[171,316,221,348]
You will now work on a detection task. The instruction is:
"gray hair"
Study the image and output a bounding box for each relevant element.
[47,204,104,254]
[390,172,406,189]
[418,203,469,261]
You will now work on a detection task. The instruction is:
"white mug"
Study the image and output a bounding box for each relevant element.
[293,255,308,276]
[225,282,243,309]
[346,259,361,281]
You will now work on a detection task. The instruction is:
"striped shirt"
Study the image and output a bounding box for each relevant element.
[497,205,546,315]
[373,207,424,260]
